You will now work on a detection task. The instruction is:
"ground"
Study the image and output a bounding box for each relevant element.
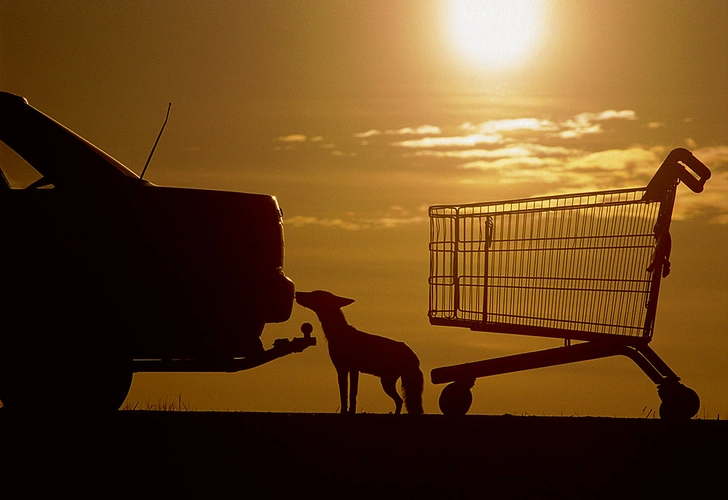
[2,411,725,499]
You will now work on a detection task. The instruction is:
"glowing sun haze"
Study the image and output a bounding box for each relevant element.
[448,0,544,69]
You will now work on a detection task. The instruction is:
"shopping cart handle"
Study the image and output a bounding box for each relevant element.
[643,148,711,201]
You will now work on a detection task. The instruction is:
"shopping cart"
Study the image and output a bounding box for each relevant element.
[428,148,710,419]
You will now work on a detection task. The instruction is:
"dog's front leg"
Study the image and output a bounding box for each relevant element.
[349,370,359,414]
[337,369,348,414]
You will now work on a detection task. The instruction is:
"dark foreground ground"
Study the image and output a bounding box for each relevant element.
[2,411,726,499]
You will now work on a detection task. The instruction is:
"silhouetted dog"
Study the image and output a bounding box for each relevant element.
[296,290,424,415]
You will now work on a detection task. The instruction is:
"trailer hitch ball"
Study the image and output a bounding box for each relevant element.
[300,322,313,338]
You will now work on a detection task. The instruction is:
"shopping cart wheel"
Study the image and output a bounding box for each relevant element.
[438,381,474,416]
[657,381,700,420]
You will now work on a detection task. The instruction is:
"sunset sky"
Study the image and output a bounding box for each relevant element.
[2,0,726,417]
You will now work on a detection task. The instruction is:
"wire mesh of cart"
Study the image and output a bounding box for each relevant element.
[428,148,711,419]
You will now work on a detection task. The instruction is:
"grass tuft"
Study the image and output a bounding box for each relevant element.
[122,393,193,411]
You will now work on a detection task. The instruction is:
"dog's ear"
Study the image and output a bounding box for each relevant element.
[334,295,355,308]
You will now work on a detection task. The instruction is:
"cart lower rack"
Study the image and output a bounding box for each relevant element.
[428,148,710,419]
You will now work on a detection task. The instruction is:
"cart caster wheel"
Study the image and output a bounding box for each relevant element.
[658,382,700,420]
[439,381,474,416]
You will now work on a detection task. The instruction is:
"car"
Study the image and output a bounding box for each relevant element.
[0,91,314,411]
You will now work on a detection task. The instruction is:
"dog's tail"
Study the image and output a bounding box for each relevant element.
[402,363,425,415]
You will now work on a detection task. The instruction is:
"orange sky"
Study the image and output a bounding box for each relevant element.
[2,0,726,417]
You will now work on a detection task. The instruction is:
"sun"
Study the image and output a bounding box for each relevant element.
[448,0,544,70]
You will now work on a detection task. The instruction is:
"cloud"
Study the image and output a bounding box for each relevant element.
[277,110,728,227]
[392,134,503,148]
[278,134,308,142]
[355,125,442,138]
[285,207,427,231]
[457,112,634,139]
[412,144,581,159]
[565,148,659,174]
[461,156,562,170]
[386,110,639,147]
[557,110,637,139]
[674,170,728,223]
[285,215,363,231]
[673,146,728,222]
[459,118,559,134]
[386,125,442,135]
[413,147,529,159]
[691,146,728,168]
[354,129,381,138]
[566,110,637,126]
[457,147,665,192]
[557,125,603,139]
[275,133,350,154]
[455,146,728,216]
[590,110,637,121]
[460,156,566,184]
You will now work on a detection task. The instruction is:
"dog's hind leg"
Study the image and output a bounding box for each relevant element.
[349,370,359,414]
[381,376,403,415]
[337,369,348,414]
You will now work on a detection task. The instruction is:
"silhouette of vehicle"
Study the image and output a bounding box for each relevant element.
[428,148,710,419]
[0,91,315,411]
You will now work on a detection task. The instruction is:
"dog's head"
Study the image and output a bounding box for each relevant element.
[295,290,355,313]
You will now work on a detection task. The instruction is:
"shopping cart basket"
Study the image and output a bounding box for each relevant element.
[428,148,710,419]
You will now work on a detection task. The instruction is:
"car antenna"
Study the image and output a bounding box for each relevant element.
[140,102,172,181]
